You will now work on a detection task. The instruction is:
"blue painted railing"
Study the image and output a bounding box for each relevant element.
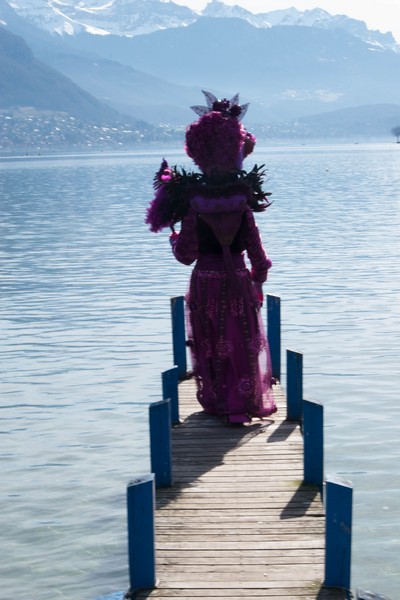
[325,476,353,591]
[303,398,324,491]
[149,398,172,488]
[162,365,180,424]
[126,474,156,591]
[267,294,281,381]
[120,294,389,600]
[286,349,303,421]
[170,296,187,379]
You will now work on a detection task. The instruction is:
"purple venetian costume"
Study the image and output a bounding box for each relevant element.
[170,192,276,423]
[146,91,277,424]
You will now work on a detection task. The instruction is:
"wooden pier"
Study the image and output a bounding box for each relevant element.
[133,377,346,600]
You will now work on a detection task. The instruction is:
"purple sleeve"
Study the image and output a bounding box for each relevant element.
[170,208,199,266]
[243,206,272,283]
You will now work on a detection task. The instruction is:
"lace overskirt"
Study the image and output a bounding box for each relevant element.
[186,254,276,421]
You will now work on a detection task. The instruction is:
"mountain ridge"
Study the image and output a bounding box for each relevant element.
[1,2,400,147]
[3,0,399,50]
[0,26,122,121]
[60,17,400,121]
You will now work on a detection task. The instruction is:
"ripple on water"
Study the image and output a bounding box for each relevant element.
[1,145,400,598]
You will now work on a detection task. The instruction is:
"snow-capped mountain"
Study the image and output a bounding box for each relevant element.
[2,0,400,133]
[267,6,398,50]
[2,0,399,51]
[204,2,398,50]
[2,0,197,36]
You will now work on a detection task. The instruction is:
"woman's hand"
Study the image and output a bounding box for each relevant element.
[169,231,179,248]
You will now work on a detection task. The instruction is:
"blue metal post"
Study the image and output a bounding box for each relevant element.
[325,476,353,591]
[170,296,187,379]
[127,474,156,591]
[162,366,180,425]
[287,349,303,421]
[303,398,324,490]
[267,294,281,381]
[149,398,172,487]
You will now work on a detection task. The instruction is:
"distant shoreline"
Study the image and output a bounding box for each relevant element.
[0,138,397,161]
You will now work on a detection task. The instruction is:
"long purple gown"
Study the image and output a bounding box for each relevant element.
[171,192,276,423]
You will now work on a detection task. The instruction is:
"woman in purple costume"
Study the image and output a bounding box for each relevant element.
[146,91,276,424]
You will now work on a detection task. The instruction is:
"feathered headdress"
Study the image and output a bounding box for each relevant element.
[185,91,254,174]
[145,91,270,233]
[190,90,249,120]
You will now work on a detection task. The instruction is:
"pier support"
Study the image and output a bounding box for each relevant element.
[287,349,303,421]
[127,474,156,591]
[149,399,172,487]
[267,294,281,381]
[303,398,324,491]
[325,476,353,592]
[162,366,179,425]
[170,296,187,379]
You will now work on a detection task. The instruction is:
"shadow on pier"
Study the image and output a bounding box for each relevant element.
[156,406,276,509]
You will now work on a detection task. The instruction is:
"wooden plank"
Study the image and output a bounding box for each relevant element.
[136,592,343,599]
[158,556,324,565]
[143,379,345,600]
[158,549,325,557]
[151,579,324,589]
[135,587,343,600]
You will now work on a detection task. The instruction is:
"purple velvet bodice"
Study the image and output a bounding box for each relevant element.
[171,194,271,284]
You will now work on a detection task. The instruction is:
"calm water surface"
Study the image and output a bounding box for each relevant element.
[1,144,399,599]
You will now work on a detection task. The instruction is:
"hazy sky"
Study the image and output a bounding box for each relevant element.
[173,1,400,43]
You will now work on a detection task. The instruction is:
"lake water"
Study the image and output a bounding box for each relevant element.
[1,143,399,599]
